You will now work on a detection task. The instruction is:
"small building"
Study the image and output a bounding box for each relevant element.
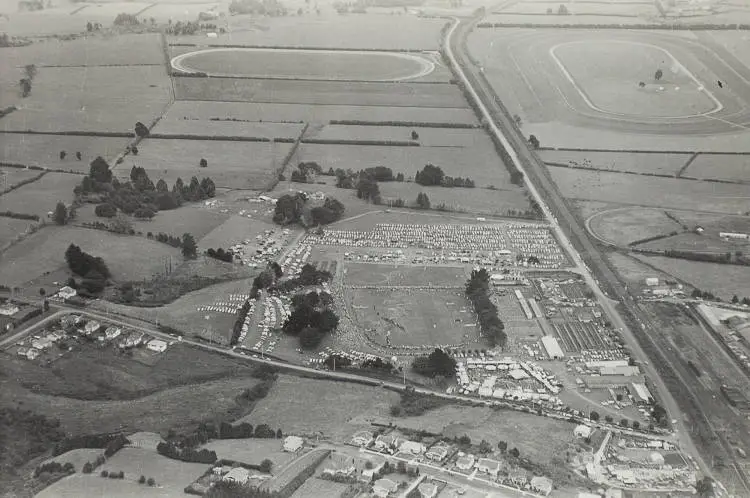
[531,476,553,496]
[223,467,250,484]
[425,445,449,462]
[645,277,659,287]
[0,303,19,316]
[57,286,77,300]
[600,365,640,376]
[399,440,426,455]
[104,326,122,340]
[477,458,501,477]
[456,454,475,471]
[418,482,438,498]
[630,382,653,405]
[31,337,53,350]
[283,435,303,453]
[25,348,41,360]
[373,434,400,452]
[508,468,528,487]
[541,336,565,360]
[146,339,168,353]
[373,478,398,497]
[120,331,144,349]
[83,320,101,335]
[574,425,593,439]
[508,368,529,380]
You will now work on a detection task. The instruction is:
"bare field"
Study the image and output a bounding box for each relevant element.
[115,138,292,190]
[0,134,127,171]
[587,207,683,246]
[537,149,689,176]
[344,263,468,286]
[633,254,750,298]
[174,78,467,108]
[548,166,750,214]
[0,172,80,218]
[308,125,487,147]
[238,374,399,442]
[682,153,750,183]
[201,439,295,469]
[0,226,182,285]
[1,66,171,133]
[152,119,304,140]
[350,288,479,347]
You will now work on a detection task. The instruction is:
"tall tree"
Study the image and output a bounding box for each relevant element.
[53,202,67,225]
[182,233,197,258]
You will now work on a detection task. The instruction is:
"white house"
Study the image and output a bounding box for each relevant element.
[31,337,53,350]
[223,467,250,484]
[283,435,303,452]
[0,303,19,316]
[25,348,41,360]
[399,440,426,455]
[105,326,122,340]
[477,458,501,477]
[425,445,449,462]
[574,425,593,439]
[57,286,77,300]
[418,482,438,498]
[373,478,398,497]
[531,476,553,496]
[83,320,101,335]
[146,339,168,353]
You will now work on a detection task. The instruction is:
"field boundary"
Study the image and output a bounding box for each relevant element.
[676,152,699,178]
[0,130,132,138]
[171,73,452,85]
[148,133,295,143]
[540,147,750,155]
[329,120,478,129]
[477,21,750,30]
[169,43,436,54]
[300,138,420,147]
[544,161,678,179]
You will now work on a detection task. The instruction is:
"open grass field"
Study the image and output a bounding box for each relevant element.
[173,48,431,81]
[1,66,171,133]
[142,2,223,22]
[537,149,690,176]
[43,448,105,472]
[0,226,182,286]
[115,138,292,189]
[482,12,660,25]
[605,251,671,288]
[0,165,43,186]
[633,254,750,299]
[344,263,468,286]
[0,33,164,68]
[639,232,750,254]
[164,100,478,126]
[237,374,399,442]
[548,166,750,214]
[151,118,304,140]
[0,172,80,218]
[682,153,750,182]
[308,125,487,148]
[201,439,295,469]
[496,1,657,16]
[174,79,467,108]
[171,13,447,51]
[349,288,479,347]
[295,142,513,189]
[0,217,36,245]
[587,207,684,246]
[37,448,209,498]
[196,215,282,251]
[0,134,127,171]
[290,477,348,498]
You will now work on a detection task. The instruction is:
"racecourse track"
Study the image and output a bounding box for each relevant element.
[171,47,435,82]
[475,29,750,135]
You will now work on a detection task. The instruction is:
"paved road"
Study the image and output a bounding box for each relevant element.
[444,14,716,482]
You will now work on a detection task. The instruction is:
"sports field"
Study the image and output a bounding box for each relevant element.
[0,134,127,172]
[344,263,468,287]
[587,207,684,246]
[172,48,433,81]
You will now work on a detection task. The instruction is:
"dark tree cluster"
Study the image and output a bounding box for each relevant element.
[34,461,74,478]
[283,287,339,349]
[290,161,323,183]
[415,164,475,188]
[275,263,332,294]
[230,299,252,345]
[0,408,64,469]
[206,247,234,263]
[465,269,506,347]
[412,348,456,378]
[156,442,217,464]
[65,244,111,280]
[414,192,430,210]
[273,192,307,225]
[356,177,381,204]
[310,197,345,225]
[228,0,287,16]
[113,12,139,25]
[19,63,36,98]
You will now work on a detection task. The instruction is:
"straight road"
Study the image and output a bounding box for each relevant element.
[443,14,720,484]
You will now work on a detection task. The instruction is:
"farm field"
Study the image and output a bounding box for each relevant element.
[151,119,304,140]
[115,138,292,189]
[344,263,467,286]
[537,149,690,176]
[289,477,348,498]
[141,2,223,22]
[481,13,659,25]
[0,226,182,285]
[638,232,750,254]
[164,100,478,126]
[547,166,750,214]
[43,448,105,472]
[0,134,127,171]
[170,13,448,51]
[587,206,684,246]
[173,48,431,81]
[0,33,164,68]
[1,66,171,133]
[350,288,478,347]
[605,252,672,288]
[632,254,750,299]
[237,374,399,442]
[0,172,80,218]
[698,31,750,74]
[0,165,43,186]
[495,1,657,16]
[295,142,513,189]
[36,448,208,498]
[308,125,488,148]
[201,439,296,469]
[378,182,531,216]
[174,78,468,108]
[0,217,36,246]
[681,153,750,182]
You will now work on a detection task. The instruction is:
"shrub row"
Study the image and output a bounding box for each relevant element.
[329,119,478,129]
[477,21,750,29]
[0,211,39,221]
[300,138,419,147]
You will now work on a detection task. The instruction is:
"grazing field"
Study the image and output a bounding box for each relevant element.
[0,226,182,285]
[0,165,43,186]
[238,375,399,441]
[115,138,292,189]
[151,119,304,140]
[606,252,671,287]
[548,167,750,214]
[164,100,478,126]
[201,439,295,469]
[587,207,683,246]
[344,263,468,286]
[633,254,750,299]
[350,288,479,347]
[141,2,223,22]
[174,79,467,108]
[0,172,80,218]
[173,48,431,81]
[496,1,656,16]
[0,217,36,246]
[290,477,348,498]
[682,154,750,182]
[43,448,105,472]
[36,448,208,498]
[308,125,487,148]
[171,14,448,51]
[0,33,164,68]
[295,142,513,189]
[482,12,662,25]
[1,66,171,133]
[639,232,750,254]
[0,134,127,171]
[537,149,690,176]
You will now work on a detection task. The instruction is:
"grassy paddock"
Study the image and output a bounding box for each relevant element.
[538,149,690,176]
[588,207,683,246]
[0,134,127,172]
[0,173,82,218]
[344,263,468,287]
[683,154,750,183]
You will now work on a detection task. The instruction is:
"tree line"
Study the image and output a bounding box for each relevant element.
[273,192,344,226]
[465,269,506,348]
[415,163,475,188]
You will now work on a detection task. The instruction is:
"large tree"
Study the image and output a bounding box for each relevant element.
[182,233,197,258]
[53,202,67,225]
